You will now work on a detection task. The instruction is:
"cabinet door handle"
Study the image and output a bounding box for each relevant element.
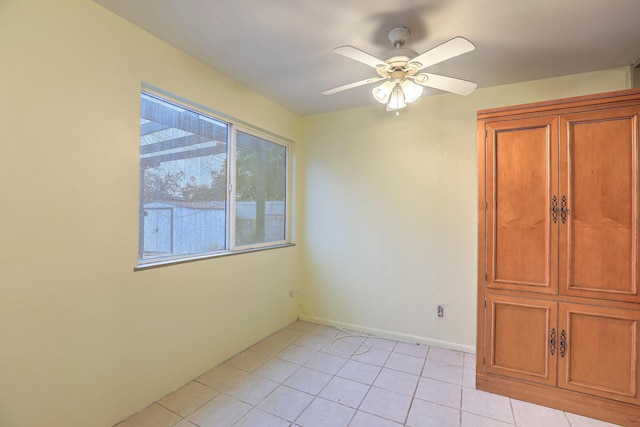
[561,196,568,224]
[552,196,558,223]
[549,328,556,356]
[560,329,567,357]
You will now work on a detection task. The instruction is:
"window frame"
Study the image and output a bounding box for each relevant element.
[136,86,294,269]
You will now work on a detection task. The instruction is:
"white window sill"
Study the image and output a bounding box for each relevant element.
[134,243,295,271]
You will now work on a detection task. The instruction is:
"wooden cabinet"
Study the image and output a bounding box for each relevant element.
[485,294,557,386]
[558,303,640,405]
[559,108,640,302]
[485,116,559,295]
[485,294,640,404]
[477,89,640,426]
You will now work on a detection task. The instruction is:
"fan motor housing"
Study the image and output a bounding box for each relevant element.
[382,47,419,66]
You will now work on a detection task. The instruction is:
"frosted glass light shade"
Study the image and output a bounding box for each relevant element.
[400,79,424,103]
[386,83,407,111]
[372,81,395,104]
[374,79,423,113]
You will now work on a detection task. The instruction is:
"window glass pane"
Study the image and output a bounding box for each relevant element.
[139,94,228,262]
[235,131,287,246]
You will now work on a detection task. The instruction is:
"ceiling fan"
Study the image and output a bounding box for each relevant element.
[322,27,477,114]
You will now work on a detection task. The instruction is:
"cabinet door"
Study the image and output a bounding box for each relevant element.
[559,107,640,303]
[558,302,640,404]
[485,117,559,294]
[485,294,557,386]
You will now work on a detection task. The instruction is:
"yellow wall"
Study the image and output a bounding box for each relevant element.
[299,68,630,352]
[0,1,633,426]
[0,1,301,426]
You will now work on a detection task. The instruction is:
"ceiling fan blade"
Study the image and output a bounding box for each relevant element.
[322,77,386,95]
[333,45,388,69]
[412,73,477,96]
[408,37,475,71]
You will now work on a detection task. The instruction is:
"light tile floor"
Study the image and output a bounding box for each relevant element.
[114,321,621,427]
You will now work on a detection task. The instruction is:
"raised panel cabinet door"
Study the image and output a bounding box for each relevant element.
[485,294,557,386]
[559,107,640,303]
[485,117,559,294]
[558,303,640,404]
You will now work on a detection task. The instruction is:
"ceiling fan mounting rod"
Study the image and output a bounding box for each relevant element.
[388,26,410,49]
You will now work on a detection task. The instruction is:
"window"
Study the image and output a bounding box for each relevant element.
[138,91,290,266]
[234,131,287,247]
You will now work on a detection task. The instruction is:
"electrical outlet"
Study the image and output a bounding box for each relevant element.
[437,305,444,318]
[289,290,295,298]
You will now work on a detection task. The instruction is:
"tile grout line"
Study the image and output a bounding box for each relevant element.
[509,396,517,426]
[401,344,431,427]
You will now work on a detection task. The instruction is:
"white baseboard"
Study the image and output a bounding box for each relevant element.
[298,313,475,354]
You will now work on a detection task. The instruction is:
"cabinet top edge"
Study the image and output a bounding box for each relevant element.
[477,88,640,120]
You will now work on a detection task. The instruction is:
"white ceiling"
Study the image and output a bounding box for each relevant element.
[94,0,640,116]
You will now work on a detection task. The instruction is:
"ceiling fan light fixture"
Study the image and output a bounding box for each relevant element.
[386,83,407,112]
[372,81,395,104]
[400,79,424,103]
